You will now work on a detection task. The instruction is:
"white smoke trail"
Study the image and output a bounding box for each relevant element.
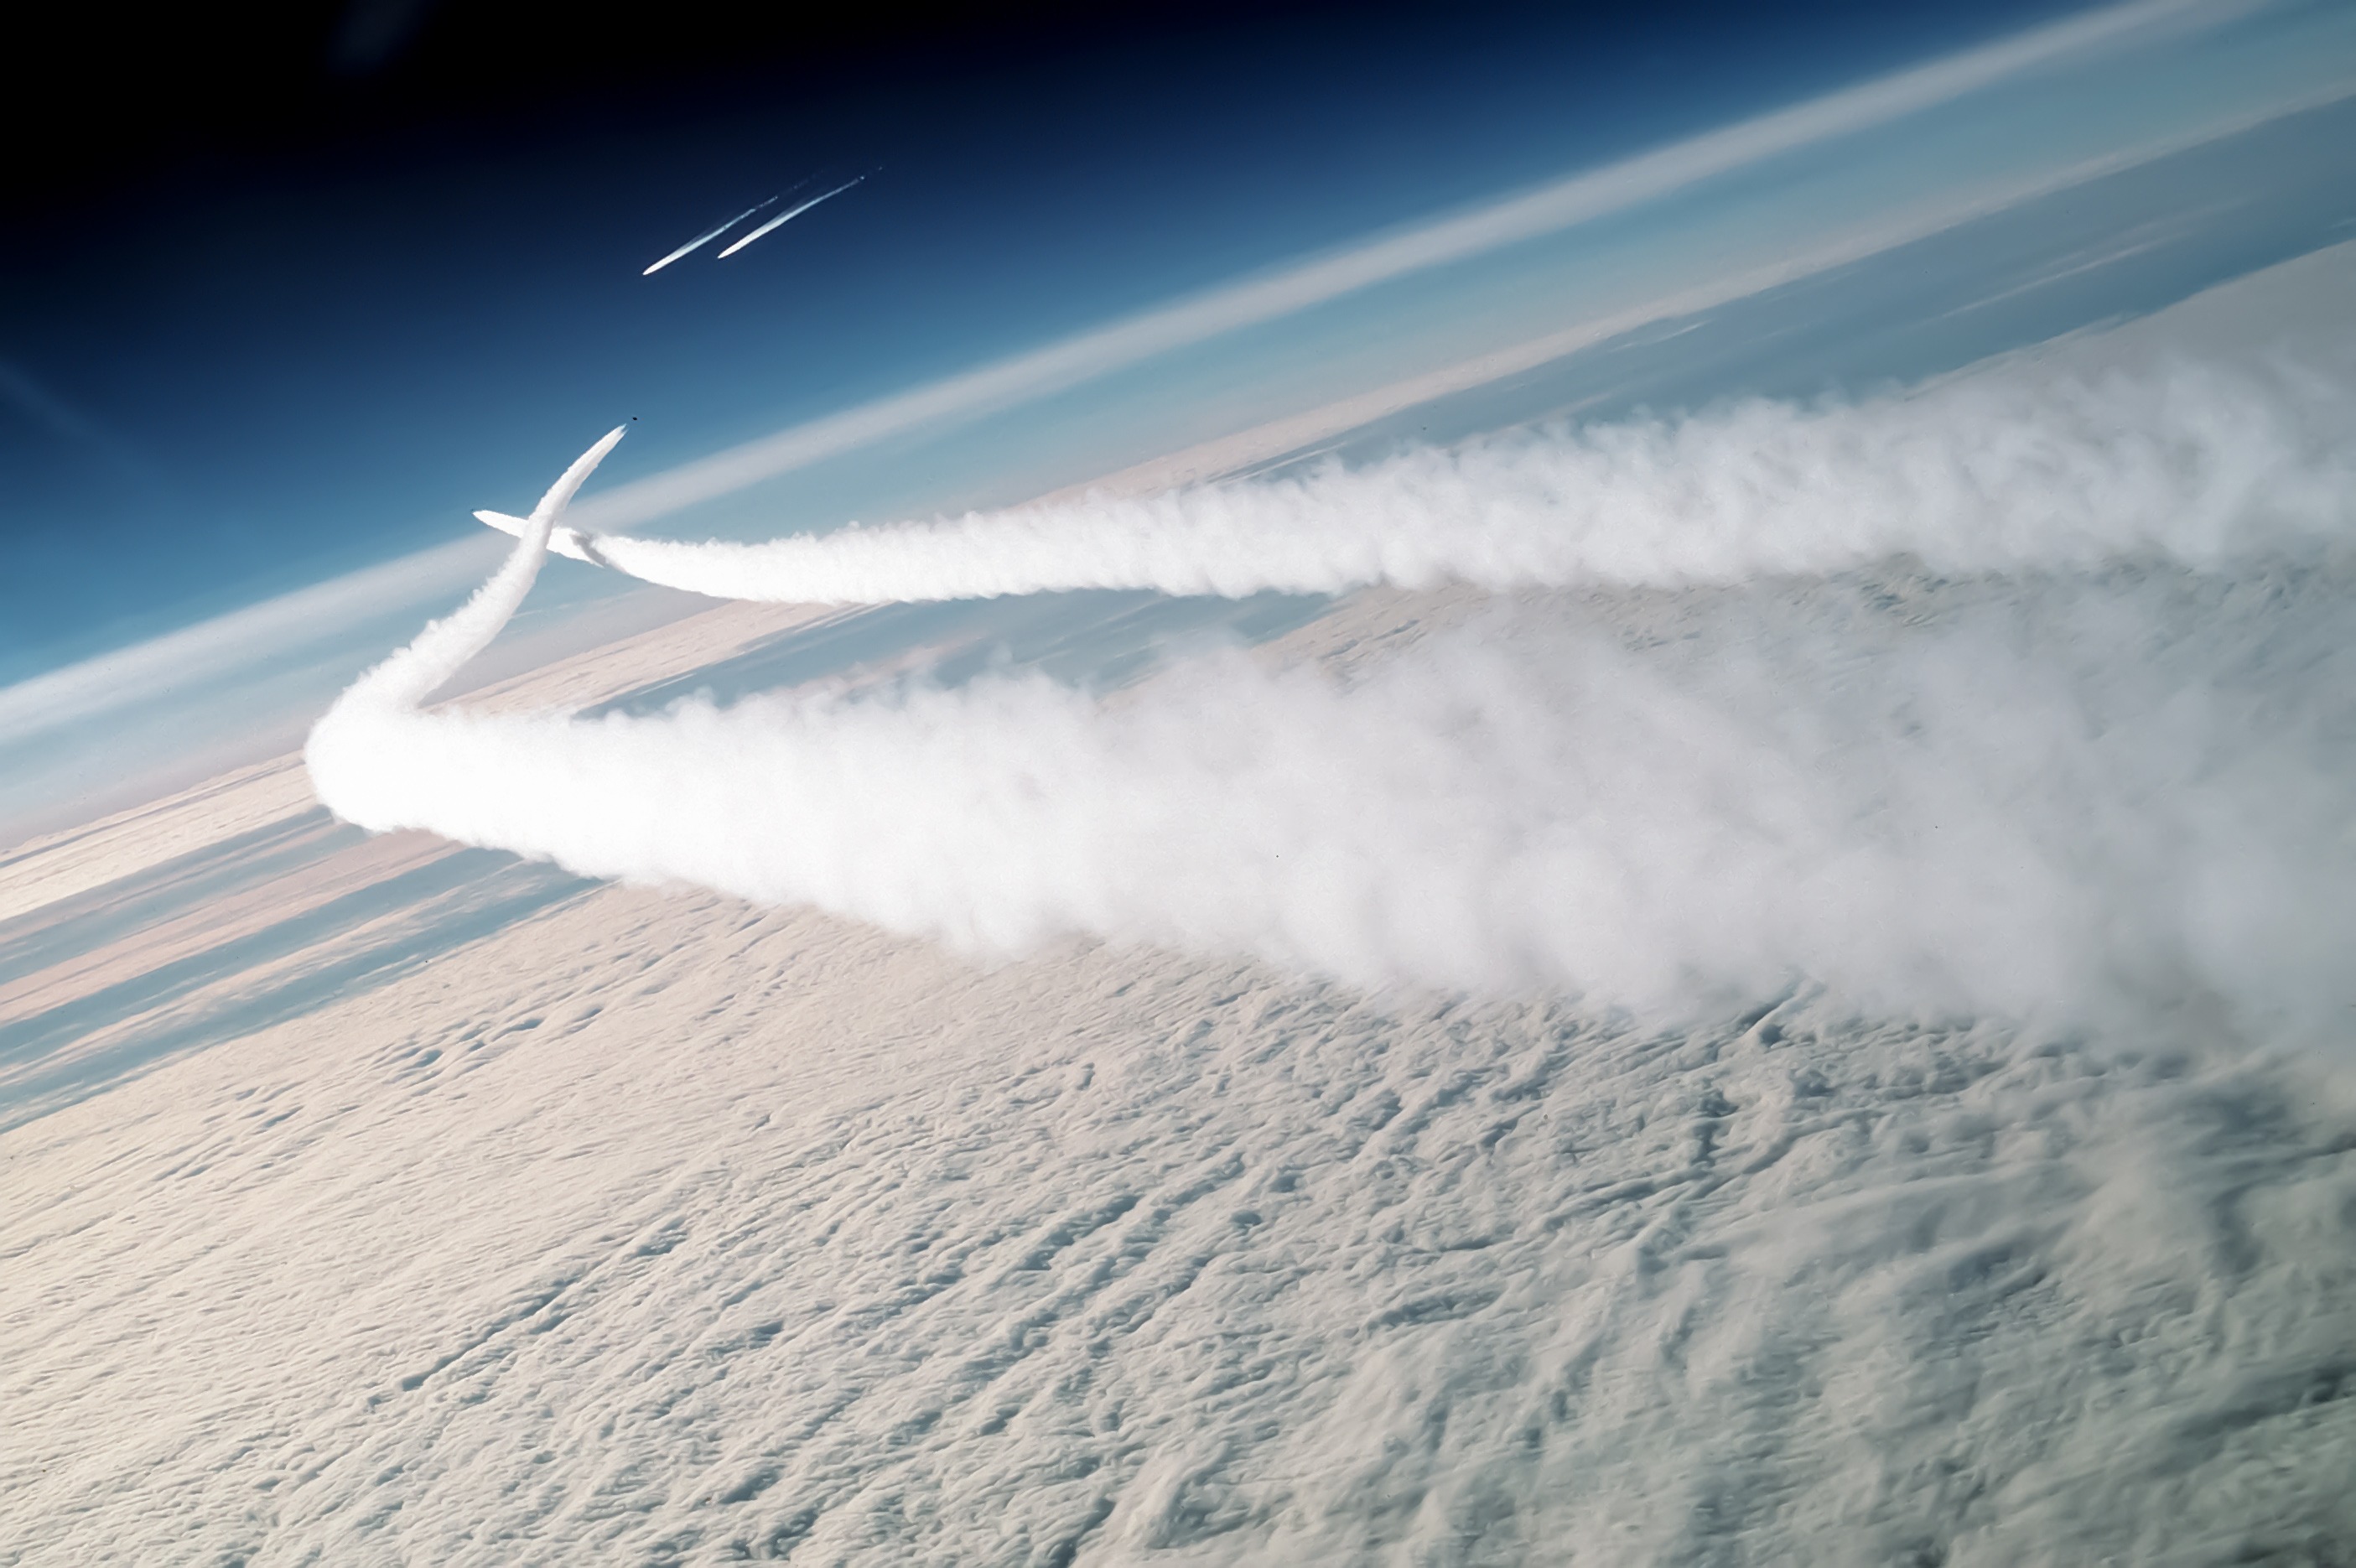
[315,370,2356,1041]
[481,358,2356,605]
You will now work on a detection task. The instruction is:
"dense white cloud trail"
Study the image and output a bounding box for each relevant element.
[479,359,2356,604]
[314,378,2356,1040]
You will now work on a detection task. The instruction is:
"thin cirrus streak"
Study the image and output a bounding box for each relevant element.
[475,357,2356,605]
[320,357,2356,1040]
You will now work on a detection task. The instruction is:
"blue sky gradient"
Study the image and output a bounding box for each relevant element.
[0,1,2088,683]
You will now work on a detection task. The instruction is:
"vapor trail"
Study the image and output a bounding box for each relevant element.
[338,427,624,709]
[643,197,781,276]
[478,360,2356,604]
[716,177,867,259]
[317,365,2356,1041]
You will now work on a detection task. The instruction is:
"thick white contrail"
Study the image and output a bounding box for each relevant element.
[716,176,867,259]
[319,362,2356,1040]
[309,527,2356,1039]
[478,359,2356,604]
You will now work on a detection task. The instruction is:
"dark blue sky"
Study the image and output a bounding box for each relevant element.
[0,1,2081,685]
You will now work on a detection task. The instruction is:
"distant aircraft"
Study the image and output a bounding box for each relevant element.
[641,172,867,274]
[641,191,789,275]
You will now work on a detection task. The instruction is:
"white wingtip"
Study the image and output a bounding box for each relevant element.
[476,507,601,566]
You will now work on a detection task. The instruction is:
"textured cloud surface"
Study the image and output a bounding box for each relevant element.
[3,862,2349,1564]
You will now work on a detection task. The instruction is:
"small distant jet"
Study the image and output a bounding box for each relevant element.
[641,173,869,274]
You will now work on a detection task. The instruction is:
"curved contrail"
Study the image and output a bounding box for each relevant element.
[314,347,2356,1039]
[338,428,623,710]
[315,402,2356,1034]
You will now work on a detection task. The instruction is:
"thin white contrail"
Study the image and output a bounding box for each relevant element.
[716,177,867,259]
[474,359,2356,605]
[641,185,804,275]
